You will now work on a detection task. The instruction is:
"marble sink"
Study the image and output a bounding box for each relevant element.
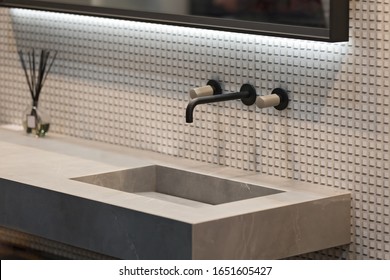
[0,128,351,259]
[71,165,284,207]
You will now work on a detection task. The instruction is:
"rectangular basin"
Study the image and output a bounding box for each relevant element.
[71,165,283,207]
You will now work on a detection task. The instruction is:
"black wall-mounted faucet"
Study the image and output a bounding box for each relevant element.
[186,83,257,123]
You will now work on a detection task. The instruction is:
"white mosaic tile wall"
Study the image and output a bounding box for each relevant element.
[0,0,389,259]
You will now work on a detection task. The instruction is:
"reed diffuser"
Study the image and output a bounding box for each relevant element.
[18,49,57,137]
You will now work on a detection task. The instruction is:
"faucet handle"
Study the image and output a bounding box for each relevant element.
[189,85,214,99]
[189,79,222,99]
[256,88,289,110]
[256,94,280,108]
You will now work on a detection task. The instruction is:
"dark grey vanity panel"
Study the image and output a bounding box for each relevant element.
[0,178,192,259]
[0,0,349,42]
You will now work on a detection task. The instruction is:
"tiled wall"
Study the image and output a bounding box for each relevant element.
[0,0,389,259]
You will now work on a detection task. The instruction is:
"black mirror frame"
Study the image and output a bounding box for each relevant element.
[0,0,349,42]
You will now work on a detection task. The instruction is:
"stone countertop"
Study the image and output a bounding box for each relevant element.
[0,126,348,224]
[0,126,351,259]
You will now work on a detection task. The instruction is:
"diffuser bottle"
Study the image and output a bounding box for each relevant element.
[22,101,50,137]
[18,48,57,138]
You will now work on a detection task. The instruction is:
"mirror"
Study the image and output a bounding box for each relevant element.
[0,0,349,42]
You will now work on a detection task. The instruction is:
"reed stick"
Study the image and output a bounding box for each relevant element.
[17,48,58,104]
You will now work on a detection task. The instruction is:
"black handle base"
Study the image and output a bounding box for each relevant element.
[272,88,289,110]
[240,84,257,106]
[207,79,223,95]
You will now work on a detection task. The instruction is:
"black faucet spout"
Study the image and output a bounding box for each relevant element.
[186,84,257,123]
